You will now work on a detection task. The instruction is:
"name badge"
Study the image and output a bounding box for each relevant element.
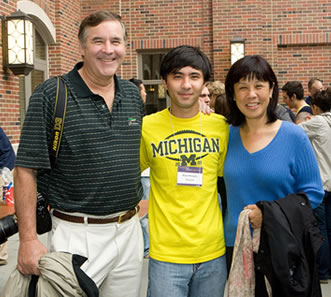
[177,166,203,187]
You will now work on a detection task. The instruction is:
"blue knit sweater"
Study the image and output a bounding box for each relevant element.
[223,121,324,247]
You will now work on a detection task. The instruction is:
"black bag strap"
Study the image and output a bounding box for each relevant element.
[50,76,67,168]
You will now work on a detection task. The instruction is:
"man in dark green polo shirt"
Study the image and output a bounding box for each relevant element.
[14,11,144,296]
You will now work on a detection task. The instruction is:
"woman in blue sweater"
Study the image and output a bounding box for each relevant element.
[223,55,324,270]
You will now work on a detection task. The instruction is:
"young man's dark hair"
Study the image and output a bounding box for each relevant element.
[311,90,331,112]
[160,45,211,82]
[282,81,304,100]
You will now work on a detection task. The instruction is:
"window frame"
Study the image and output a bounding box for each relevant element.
[137,50,170,113]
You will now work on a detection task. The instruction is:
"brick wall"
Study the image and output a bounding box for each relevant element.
[49,0,81,76]
[120,0,213,79]
[212,0,331,95]
[264,0,331,98]
[122,0,330,95]
[0,0,330,144]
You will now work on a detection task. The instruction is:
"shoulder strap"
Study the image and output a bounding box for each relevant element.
[50,76,67,168]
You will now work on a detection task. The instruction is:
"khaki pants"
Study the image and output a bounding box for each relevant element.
[0,242,8,265]
[49,211,144,297]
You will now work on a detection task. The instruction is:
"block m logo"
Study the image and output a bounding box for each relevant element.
[180,154,197,166]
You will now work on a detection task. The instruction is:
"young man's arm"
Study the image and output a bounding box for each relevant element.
[14,166,48,275]
[295,111,311,124]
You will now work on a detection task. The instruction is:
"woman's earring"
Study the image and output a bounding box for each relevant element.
[233,97,236,101]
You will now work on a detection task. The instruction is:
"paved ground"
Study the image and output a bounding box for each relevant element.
[1,233,331,296]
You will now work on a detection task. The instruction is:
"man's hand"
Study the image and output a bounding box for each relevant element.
[244,204,262,229]
[14,167,45,275]
[304,114,313,121]
[199,100,212,115]
[17,239,48,275]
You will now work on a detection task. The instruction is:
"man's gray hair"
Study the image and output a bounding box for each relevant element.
[78,11,127,47]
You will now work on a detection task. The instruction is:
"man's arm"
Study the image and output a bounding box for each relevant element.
[199,100,212,115]
[14,166,48,275]
[295,111,311,124]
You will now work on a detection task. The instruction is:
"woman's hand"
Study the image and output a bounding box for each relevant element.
[244,204,262,229]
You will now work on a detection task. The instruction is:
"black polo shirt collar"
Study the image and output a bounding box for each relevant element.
[68,62,126,103]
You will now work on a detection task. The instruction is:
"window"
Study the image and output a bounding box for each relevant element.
[138,51,169,115]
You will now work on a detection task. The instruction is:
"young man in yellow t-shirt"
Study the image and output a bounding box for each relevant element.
[140,45,229,297]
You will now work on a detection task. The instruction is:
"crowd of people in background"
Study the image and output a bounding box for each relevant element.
[0,8,330,297]
[299,89,331,284]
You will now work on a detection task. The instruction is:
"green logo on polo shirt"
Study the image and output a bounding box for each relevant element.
[128,117,138,126]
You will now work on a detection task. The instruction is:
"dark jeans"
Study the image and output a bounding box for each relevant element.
[314,192,331,280]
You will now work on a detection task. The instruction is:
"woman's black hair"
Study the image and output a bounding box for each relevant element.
[225,55,279,126]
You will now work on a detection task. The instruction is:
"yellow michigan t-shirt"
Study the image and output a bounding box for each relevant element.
[140,109,229,263]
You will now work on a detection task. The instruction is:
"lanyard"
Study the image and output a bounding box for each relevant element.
[168,108,204,164]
